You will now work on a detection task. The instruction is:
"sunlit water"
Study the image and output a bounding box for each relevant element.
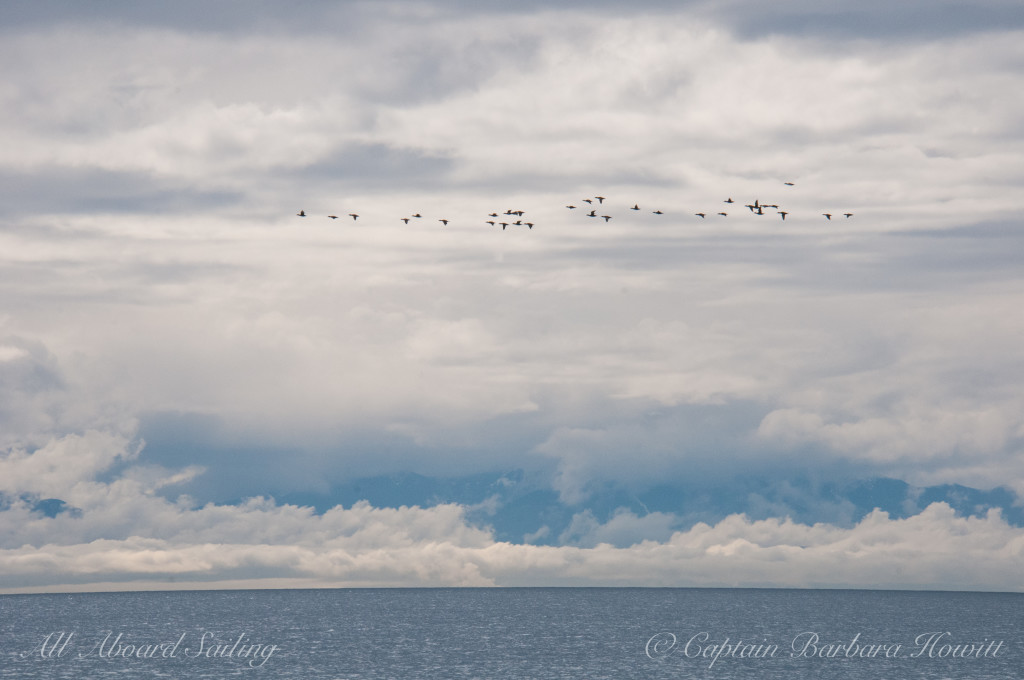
[1,588,1020,679]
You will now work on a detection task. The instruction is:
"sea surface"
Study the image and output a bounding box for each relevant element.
[1,588,1020,679]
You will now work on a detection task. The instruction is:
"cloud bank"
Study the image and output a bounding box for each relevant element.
[2,431,1022,592]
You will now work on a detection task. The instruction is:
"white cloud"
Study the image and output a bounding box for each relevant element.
[4,484,1023,592]
[0,430,140,500]
[1,430,1021,592]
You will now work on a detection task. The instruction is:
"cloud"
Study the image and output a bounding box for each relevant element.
[4,489,1024,592]
[0,168,241,219]
[1,429,1022,592]
[0,430,140,501]
[6,7,1024,231]
[560,508,683,547]
[7,1,1024,42]
[0,0,380,36]
[0,337,65,447]
[2,2,1024,591]
[697,0,1024,40]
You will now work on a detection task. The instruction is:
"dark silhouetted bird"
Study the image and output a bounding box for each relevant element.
[297,210,306,217]
[401,218,410,223]
[653,210,663,214]
[823,213,832,220]
[725,198,734,203]
[566,205,576,209]
[327,215,338,219]
[601,215,611,222]
[778,211,788,220]
[718,212,727,216]
[631,204,639,210]
[844,213,854,218]
[595,196,605,203]
[349,214,359,220]
[439,219,449,225]
[784,182,795,186]
[412,213,422,218]
[695,213,705,218]
[587,210,597,217]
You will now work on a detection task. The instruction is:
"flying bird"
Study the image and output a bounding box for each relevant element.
[778,211,788,220]
[349,214,359,220]
[500,222,508,230]
[601,215,612,222]
[724,198,734,203]
[401,218,410,223]
[327,215,338,219]
[526,222,534,229]
[486,221,495,226]
[844,213,854,218]
[784,182,795,186]
[823,213,832,220]
[439,219,449,225]
[297,210,307,217]
[582,199,593,204]
[566,205,577,209]
[631,204,640,210]
[587,210,597,217]
[412,213,422,218]
[595,196,606,203]
[695,213,706,218]
[718,212,727,216]
[652,210,663,214]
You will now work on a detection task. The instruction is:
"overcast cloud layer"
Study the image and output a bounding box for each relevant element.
[1,0,1023,592]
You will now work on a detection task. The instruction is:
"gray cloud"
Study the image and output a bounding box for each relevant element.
[0,168,241,219]
[701,0,1024,41]
[7,1,1024,41]
[289,142,456,191]
[0,0,372,35]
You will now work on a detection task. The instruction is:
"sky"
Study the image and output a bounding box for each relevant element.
[1,0,1024,592]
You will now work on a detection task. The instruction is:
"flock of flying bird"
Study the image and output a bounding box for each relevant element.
[295,182,853,229]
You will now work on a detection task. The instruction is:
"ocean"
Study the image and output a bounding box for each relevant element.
[1,588,1020,679]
